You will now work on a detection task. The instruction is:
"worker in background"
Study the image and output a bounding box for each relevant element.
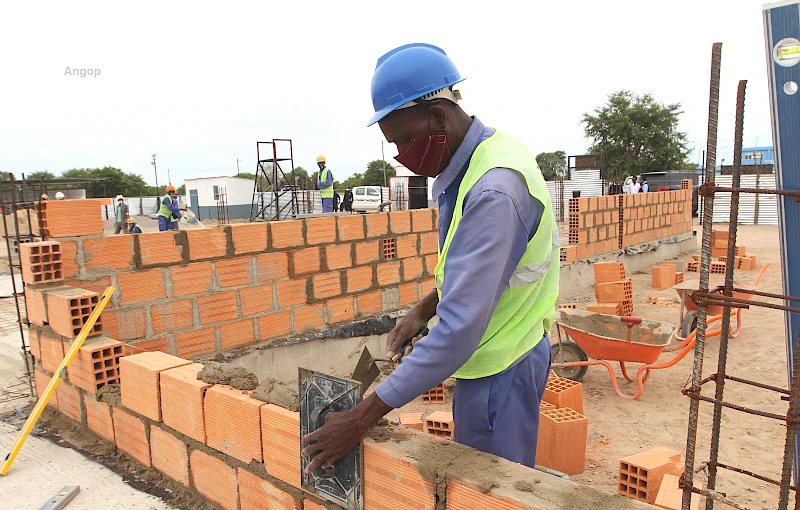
[640,176,649,193]
[126,216,142,234]
[55,192,65,200]
[333,190,341,212]
[114,195,130,234]
[342,187,354,212]
[302,43,558,472]
[157,185,182,232]
[316,155,334,212]
[40,194,48,201]
[629,175,641,194]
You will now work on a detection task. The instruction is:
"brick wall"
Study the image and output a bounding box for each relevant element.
[23,211,439,359]
[560,190,693,263]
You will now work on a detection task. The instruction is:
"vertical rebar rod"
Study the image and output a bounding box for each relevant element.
[780,327,800,509]
[704,80,747,510]
[683,42,722,510]
[4,174,32,381]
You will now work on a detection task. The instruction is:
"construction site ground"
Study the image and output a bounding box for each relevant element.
[0,220,788,509]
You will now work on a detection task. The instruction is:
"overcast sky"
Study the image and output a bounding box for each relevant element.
[0,0,777,188]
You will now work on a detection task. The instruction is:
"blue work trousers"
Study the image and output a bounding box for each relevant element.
[452,335,552,468]
[321,198,333,213]
[158,216,179,232]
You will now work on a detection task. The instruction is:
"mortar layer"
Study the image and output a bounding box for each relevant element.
[197,361,259,390]
[251,377,299,411]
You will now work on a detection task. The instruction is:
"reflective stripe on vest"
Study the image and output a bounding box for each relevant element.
[433,130,559,379]
[157,195,176,218]
[318,167,334,198]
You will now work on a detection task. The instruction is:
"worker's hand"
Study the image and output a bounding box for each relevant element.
[386,312,427,359]
[301,409,368,474]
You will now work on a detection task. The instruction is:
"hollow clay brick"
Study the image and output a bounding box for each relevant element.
[160,362,212,443]
[655,473,700,510]
[536,407,588,475]
[419,232,439,255]
[356,291,383,316]
[326,296,355,324]
[618,447,683,505]
[187,227,228,260]
[398,413,424,431]
[219,319,255,350]
[67,336,124,394]
[138,231,184,266]
[34,367,58,410]
[355,241,381,265]
[398,283,419,307]
[46,287,103,338]
[305,216,336,245]
[198,290,238,325]
[652,266,675,290]
[587,303,621,315]
[150,426,190,487]
[239,285,274,316]
[175,327,216,358]
[421,383,446,404]
[84,396,114,442]
[170,262,212,297]
[257,310,292,343]
[293,304,325,332]
[302,500,327,510]
[411,209,434,232]
[238,469,300,510]
[150,300,193,336]
[39,330,65,374]
[20,241,64,285]
[127,337,168,355]
[325,243,353,270]
[190,449,239,510]
[28,328,41,360]
[594,261,626,284]
[313,271,342,299]
[25,286,47,327]
[256,252,290,283]
[363,439,435,509]
[337,215,366,241]
[59,240,79,279]
[231,223,268,255]
[120,351,192,421]
[260,403,301,488]
[102,307,148,342]
[292,247,321,276]
[117,268,166,305]
[113,407,150,467]
[377,261,401,286]
[204,385,264,463]
[390,211,412,234]
[214,257,252,288]
[425,411,454,440]
[270,220,304,249]
[276,279,308,307]
[402,258,424,281]
[365,212,389,238]
[83,235,134,271]
[543,376,584,414]
[55,381,82,422]
[346,266,374,293]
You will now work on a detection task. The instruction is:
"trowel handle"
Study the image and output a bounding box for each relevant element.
[391,326,429,363]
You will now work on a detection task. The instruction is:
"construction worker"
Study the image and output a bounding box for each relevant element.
[114,195,130,234]
[316,156,334,213]
[157,185,182,232]
[55,192,65,200]
[342,187,354,212]
[302,43,558,472]
[40,194,48,201]
[126,216,142,234]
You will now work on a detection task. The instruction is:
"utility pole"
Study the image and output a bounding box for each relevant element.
[151,154,160,196]
[237,159,242,176]
[167,168,172,185]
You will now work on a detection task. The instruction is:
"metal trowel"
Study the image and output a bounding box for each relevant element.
[351,326,429,396]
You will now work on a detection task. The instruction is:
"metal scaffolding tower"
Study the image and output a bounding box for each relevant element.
[249,139,299,221]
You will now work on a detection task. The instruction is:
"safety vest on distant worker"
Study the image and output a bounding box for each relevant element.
[434,131,560,379]
[318,167,334,199]
[157,195,177,219]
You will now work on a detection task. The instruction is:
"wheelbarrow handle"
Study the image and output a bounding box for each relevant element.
[620,316,642,326]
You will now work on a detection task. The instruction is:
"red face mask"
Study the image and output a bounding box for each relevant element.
[394,132,451,178]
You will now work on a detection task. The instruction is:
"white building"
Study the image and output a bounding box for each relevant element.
[184,176,255,221]
[390,164,436,209]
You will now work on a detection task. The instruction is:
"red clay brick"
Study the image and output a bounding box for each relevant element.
[365,213,389,238]
[160,363,212,443]
[118,269,166,305]
[327,296,355,324]
[220,319,255,350]
[138,231,183,266]
[190,449,239,510]
[305,216,336,245]
[338,215,365,241]
[276,279,307,307]
[270,220,305,249]
[113,408,151,467]
[170,262,212,297]
[402,258,424,281]
[398,283,420,306]
[46,287,104,339]
[204,385,264,463]
[103,306,148,341]
[25,286,46,327]
[355,241,380,265]
[419,231,439,255]
[175,327,217,358]
[55,381,82,422]
[28,328,41,360]
[257,310,292,342]
[120,351,192,420]
[260,404,301,488]
[127,337,168,355]
[64,275,112,297]
[325,243,353,270]
[84,397,114,442]
[231,223,268,255]
[363,439,435,509]
[151,300,194,336]
[420,277,436,293]
[256,251,290,282]
[424,254,438,275]
[411,209,434,232]
[537,408,588,476]
[83,235,134,271]
[377,262,401,286]
[293,304,325,332]
[292,247,321,276]
[543,376,584,414]
[390,211,412,234]
[347,266,374,293]
[60,240,79,278]
[215,257,253,288]
[356,291,383,316]
[198,290,238,325]
[396,235,419,259]
[39,330,65,373]
[20,241,64,285]
[187,227,229,260]
[239,285,274,316]
[150,426,189,487]
[303,501,326,510]
[34,368,58,410]
[313,272,342,299]
[238,469,300,510]
[67,336,124,394]
[432,208,440,228]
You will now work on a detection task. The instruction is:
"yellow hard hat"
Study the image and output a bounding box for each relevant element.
[127,217,136,224]
[316,155,326,163]
[40,194,48,200]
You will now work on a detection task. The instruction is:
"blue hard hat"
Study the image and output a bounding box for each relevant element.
[368,43,465,126]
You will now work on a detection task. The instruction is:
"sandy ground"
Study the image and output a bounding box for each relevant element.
[0,297,169,510]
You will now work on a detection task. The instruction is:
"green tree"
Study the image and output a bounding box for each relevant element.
[362,160,395,186]
[28,170,56,182]
[177,184,186,195]
[582,91,690,181]
[292,166,310,188]
[61,167,150,198]
[236,171,267,192]
[342,173,364,189]
[535,151,567,180]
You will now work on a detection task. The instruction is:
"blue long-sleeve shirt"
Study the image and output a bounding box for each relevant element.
[318,167,333,189]
[162,196,181,218]
[375,117,545,409]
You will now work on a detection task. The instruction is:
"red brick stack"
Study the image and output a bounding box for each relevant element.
[618,447,684,505]
[421,382,445,403]
[587,261,632,316]
[37,199,104,237]
[536,374,587,475]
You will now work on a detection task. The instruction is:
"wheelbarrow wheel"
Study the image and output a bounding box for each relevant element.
[681,311,698,338]
[551,340,589,381]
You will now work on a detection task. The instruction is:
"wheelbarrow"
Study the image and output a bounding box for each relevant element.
[672,262,770,339]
